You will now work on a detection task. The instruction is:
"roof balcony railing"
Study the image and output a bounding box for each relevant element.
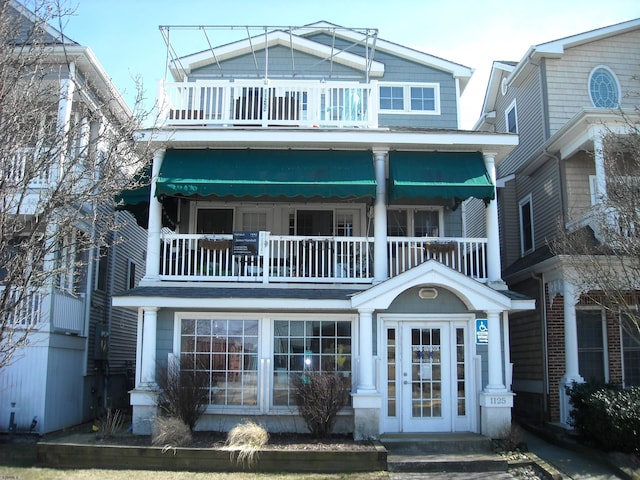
[159,79,379,128]
[159,233,488,283]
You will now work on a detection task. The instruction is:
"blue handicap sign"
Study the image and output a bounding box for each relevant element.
[476,319,488,344]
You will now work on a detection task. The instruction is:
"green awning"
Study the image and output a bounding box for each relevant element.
[156,149,376,201]
[388,152,495,205]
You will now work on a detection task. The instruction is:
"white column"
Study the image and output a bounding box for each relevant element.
[143,149,165,282]
[373,150,388,284]
[140,307,158,387]
[562,282,583,383]
[357,308,376,393]
[55,62,76,179]
[484,310,506,393]
[593,133,607,202]
[483,152,503,286]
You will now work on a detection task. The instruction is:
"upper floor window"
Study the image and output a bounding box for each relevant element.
[505,100,518,134]
[379,83,440,115]
[388,208,442,237]
[589,66,620,108]
[519,195,534,255]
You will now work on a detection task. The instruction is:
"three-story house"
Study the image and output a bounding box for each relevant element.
[116,22,533,439]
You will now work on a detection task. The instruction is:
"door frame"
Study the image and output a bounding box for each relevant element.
[379,314,477,433]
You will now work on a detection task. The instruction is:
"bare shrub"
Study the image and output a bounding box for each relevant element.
[95,408,125,440]
[225,419,269,467]
[293,371,350,438]
[151,416,192,448]
[156,356,210,430]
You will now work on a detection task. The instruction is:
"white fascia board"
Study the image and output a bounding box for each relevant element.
[112,295,352,311]
[171,30,385,80]
[139,128,518,161]
[48,45,133,121]
[475,61,516,127]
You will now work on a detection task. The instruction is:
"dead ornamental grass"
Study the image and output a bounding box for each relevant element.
[224,420,270,467]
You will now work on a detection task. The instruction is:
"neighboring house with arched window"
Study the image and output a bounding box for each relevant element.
[474,18,640,426]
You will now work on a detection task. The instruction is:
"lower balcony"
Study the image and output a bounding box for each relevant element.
[0,286,85,335]
[159,234,488,283]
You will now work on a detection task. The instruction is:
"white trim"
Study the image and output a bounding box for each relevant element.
[589,175,599,205]
[518,194,534,256]
[575,306,609,383]
[505,99,518,134]
[588,65,621,109]
[378,82,441,115]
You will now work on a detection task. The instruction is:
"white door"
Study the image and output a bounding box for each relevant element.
[400,323,451,432]
[382,319,472,433]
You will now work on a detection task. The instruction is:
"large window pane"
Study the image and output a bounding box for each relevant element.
[180,318,258,407]
[273,319,352,407]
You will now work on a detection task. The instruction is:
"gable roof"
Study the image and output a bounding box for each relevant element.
[167,21,473,90]
[475,17,640,128]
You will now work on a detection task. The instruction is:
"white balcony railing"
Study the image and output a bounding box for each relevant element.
[0,286,85,334]
[159,233,488,283]
[159,79,379,128]
[2,148,50,188]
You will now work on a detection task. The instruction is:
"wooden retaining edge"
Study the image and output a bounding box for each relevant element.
[37,441,388,473]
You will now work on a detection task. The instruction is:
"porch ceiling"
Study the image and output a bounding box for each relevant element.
[156,149,376,201]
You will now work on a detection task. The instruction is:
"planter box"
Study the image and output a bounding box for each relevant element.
[37,441,387,473]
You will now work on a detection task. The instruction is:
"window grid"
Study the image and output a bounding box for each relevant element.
[379,84,438,113]
[273,320,351,407]
[386,328,397,417]
[589,67,619,108]
[456,327,466,416]
[180,318,259,407]
[577,310,605,383]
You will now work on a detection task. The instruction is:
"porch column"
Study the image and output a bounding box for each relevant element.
[55,62,75,180]
[140,307,158,387]
[559,280,584,425]
[130,306,159,435]
[373,149,388,284]
[142,149,165,283]
[483,152,504,288]
[593,131,607,202]
[352,307,381,440]
[357,308,375,392]
[479,309,514,437]
[485,310,506,393]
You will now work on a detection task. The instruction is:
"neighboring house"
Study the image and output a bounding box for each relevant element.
[116,22,534,440]
[0,1,146,434]
[475,18,640,426]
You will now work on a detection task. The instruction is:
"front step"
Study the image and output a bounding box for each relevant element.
[386,453,508,473]
[380,433,508,474]
[380,432,493,454]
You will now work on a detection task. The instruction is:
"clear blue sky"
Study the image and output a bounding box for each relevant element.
[60,0,640,129]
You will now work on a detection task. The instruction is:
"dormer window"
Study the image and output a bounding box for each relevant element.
[589,66,620,108]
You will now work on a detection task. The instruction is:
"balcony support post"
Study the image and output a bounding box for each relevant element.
[483,152,504,288]
[373,150,388,284]
[142,149,165,283]
[130,306,159,435]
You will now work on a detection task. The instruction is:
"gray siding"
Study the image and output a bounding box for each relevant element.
[462,197,486,238]
[190,36,460,129]
[564,151,596,222]
[496,65,547,178]
[516,157,563,253]
[545,30,640,135]
[498,179,520,270]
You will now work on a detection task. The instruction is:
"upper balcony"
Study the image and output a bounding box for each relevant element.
[158,79,378,129]
[159,233,488,284]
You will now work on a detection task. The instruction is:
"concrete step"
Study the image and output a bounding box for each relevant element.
[386,452,508,473]
[380,432,493,454]
[380,433,507,474]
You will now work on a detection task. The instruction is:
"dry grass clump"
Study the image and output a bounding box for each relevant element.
[225,419,269,466]
[95,408,125,440]
[151,416,192,449]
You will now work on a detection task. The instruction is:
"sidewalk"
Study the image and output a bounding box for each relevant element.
[521,426,634,479]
